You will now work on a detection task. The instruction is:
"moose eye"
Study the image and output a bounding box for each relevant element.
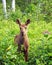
[20,27,21,29]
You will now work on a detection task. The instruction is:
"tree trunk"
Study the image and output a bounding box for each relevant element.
[2,0,7,18]
[12,0,15,12]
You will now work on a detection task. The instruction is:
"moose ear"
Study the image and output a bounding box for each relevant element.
[16,19,21,25]
[25,19,30,25]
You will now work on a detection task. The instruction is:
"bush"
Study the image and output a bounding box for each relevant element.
[0,20,52,65]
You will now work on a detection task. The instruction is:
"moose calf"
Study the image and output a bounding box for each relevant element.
[14,19,30,61]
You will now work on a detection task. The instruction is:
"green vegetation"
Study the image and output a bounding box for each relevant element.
[0,20,52,65]
[0,0,52,65]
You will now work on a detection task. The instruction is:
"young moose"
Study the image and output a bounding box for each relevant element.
[14,19,30,61]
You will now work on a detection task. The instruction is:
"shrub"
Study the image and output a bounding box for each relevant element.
[0,20,52,65]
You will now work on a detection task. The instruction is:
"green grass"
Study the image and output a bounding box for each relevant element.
[0,20,52,65]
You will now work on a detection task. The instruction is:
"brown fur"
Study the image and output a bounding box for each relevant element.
[14,19,30,61]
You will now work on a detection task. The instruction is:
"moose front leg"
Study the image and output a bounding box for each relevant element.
[17,44,21,52]
[24,48,28,61]
[23,43,29,62]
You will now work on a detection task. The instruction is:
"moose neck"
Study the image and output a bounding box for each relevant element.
[20,32,28,39]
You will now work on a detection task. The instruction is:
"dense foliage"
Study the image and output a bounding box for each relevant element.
[0,20,52,65]
[0,0,52,22]
[0,0,52,65]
